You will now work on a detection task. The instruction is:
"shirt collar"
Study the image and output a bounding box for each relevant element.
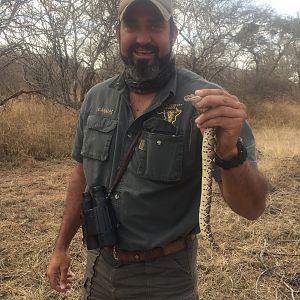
[108,73,127,92]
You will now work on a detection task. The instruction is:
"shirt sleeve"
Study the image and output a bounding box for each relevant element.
[71,105,86,163]
[213,121,257,182]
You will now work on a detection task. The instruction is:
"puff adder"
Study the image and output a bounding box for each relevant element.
[184,94,219,250]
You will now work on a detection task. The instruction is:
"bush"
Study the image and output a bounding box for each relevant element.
[0,98,78,162]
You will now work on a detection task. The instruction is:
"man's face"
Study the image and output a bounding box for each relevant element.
[118,0,177,81]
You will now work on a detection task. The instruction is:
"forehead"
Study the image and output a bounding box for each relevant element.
[122,1,165,22]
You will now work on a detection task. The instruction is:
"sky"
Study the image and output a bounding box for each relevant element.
[257,0,300,17]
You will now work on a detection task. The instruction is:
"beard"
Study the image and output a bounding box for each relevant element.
[121,43,173,84]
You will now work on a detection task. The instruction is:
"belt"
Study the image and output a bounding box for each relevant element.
[103,234,196,263]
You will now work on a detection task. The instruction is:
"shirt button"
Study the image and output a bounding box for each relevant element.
[114,194,120,200]
[127,133,133,138]
[156,140,162,146]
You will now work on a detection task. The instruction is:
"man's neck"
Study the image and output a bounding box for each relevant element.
[129,91,156,119]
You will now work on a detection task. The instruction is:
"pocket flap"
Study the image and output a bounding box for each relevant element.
[87,115,117,132]
[143,117,177,135]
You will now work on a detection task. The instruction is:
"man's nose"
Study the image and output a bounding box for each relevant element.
[135,30,152,45]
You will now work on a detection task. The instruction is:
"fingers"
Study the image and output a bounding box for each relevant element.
[195,106,247,129]
[194,89,245,111]
[195,116,244,131]
[47,255,73,293]
[59,266,72,292]
[192,89,246,129]
[47,268,60,292]
[195,88,231,97]
[48,270,73,293]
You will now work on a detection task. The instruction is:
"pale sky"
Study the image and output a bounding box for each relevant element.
[257,0,300,17]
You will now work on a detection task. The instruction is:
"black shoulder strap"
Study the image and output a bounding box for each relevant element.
[109,129,142,195]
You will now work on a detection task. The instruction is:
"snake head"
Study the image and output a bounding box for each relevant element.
[184,94,202,105]
[184,94,208,113]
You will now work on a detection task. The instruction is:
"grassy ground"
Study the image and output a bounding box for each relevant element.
[0,99,299,299]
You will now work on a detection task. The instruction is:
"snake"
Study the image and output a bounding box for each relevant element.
[184,94,219,250]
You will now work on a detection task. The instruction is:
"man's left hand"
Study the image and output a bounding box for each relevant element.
[193,89,247,160]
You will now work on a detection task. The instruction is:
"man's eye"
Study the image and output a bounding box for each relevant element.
[150,24,164,31]
[125,23,137,31]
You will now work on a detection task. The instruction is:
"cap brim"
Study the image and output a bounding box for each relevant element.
[119,0,171,21]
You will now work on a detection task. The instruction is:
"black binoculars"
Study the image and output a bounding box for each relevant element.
[81,186,119,250]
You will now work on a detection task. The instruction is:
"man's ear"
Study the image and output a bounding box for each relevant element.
[115,23,121,41]
[171,25,178,46]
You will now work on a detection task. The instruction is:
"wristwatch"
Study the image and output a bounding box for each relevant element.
[215,138,247,170]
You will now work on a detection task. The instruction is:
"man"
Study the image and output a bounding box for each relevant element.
[47,0,268,299]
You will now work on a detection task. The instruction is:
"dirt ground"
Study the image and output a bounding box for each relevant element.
[0,153,299,299]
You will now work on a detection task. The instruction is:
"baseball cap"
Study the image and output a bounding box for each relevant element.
[118,0,173,21]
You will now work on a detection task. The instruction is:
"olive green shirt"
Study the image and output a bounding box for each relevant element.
[72,68,257,250]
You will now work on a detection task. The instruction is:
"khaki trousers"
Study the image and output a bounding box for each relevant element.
[82,237,199,300]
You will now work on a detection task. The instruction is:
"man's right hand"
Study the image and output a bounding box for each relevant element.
[47,163,85,293]
[47,250,73,293]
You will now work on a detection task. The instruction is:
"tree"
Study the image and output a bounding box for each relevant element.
[175,0,266,82]
[235,13,300,98]
[1,0,299,106]
[1,0,119,107]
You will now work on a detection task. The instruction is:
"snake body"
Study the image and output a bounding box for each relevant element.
[184,94,219,250]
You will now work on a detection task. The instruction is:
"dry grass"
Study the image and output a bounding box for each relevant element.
[0,98,77,162]
[247,100,300,129]
[0,99,299,299]
[200,155,300,300]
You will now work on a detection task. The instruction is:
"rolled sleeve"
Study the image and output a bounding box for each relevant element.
[71,104,87,163]
[213,121,257,182]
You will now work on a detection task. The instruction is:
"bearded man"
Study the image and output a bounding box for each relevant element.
[47,0,268,299]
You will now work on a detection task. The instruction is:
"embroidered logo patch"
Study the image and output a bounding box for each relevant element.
[97,107,114,115]
[138,139,146,151]
[158,104,183,124]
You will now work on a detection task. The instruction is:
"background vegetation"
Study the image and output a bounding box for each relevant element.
[0,0,299,299]
[0,100,299,299]
[1,0,300,162]
[0,0,300,109]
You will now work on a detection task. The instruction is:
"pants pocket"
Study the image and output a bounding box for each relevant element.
[82,250,101,299]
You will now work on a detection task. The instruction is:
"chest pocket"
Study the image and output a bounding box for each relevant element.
[133,118,184,182]
[81,115,117,161]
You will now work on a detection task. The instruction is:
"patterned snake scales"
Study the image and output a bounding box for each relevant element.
[184,94,219,250]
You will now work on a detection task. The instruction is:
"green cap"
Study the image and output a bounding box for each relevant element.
[118,0,173,21]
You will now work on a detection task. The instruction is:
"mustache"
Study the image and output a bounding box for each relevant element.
[128,43,159,56]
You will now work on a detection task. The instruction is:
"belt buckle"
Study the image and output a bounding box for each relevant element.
[112,246,119,262]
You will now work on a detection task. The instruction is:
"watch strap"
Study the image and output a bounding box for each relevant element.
[215,139,247,170]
